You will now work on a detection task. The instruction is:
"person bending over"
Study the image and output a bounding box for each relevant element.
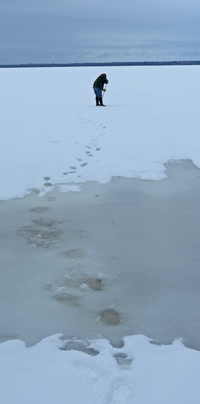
[93,73,109,106]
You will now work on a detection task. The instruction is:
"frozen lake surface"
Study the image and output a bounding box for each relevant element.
[1,66,200,403]
[1,159,200,350]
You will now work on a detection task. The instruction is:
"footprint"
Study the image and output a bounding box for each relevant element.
[99,309,121,326]
[53,292,79,307]
[62,249,85,259]
[114,353,132,367]
[47,197,56,201]
[70,166,77,170]
[76,158,82,162]
[31,206,50,213]
[44,176,51,181]
[96,148,101,151]
[110,384,131,404]
[80,162,88,167]
[63,170,77,174]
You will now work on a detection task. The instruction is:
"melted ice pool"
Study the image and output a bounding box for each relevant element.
[1,159,200,350]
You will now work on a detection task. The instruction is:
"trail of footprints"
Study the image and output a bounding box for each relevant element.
[62,116,106,178]
[42,116,106,190]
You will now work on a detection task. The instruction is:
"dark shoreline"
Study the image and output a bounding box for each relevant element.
[0,61,200,68]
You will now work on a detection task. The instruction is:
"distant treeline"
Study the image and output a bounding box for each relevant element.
[0,61,200,68]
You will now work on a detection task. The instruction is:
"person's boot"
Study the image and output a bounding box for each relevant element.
[99,97,106,106]
[95,96,100,106]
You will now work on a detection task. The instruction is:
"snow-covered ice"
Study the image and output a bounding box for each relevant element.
[1,66,200,403]
[1,66,200,199]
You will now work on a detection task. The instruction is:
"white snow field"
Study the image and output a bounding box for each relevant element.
[1,66,200,403]
[1,65,200,199]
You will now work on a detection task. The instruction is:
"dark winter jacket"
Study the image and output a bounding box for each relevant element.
[93,74,108,89]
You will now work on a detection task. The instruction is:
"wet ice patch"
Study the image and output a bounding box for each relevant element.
[0,333,18,343]
[18,218,62,248]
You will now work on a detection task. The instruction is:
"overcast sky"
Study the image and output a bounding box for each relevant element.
[0,0,200,64]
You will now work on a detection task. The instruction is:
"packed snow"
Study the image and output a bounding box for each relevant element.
[1,334,200,404]
[1,66,200,403]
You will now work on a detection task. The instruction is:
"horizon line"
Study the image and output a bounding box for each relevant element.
[0,61,200,68]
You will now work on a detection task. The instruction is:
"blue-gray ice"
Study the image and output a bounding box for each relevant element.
[0,159,200,350]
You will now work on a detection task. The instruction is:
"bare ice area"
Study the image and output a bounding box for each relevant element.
[1,159,200,350]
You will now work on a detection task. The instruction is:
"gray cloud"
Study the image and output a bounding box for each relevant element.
[0,0,200,63]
